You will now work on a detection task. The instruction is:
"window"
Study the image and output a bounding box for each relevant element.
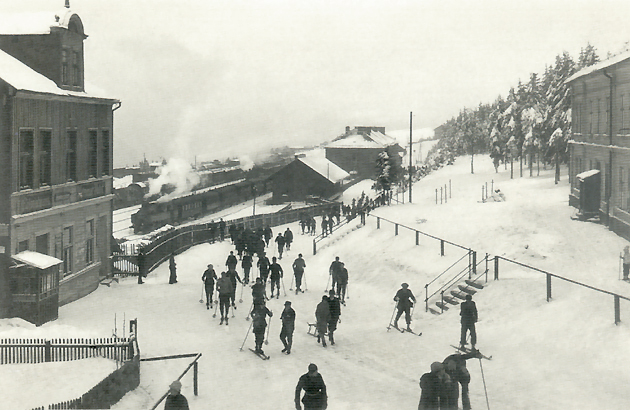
[621,95,625,135]
[589,100,593,135]
[88,130,98,178]
[19,129,34,189]
[18,240,29,253]
[36,233,49,255]
[39,130,52,186]
[597,99,601,134]
[86,220,94,264]
[101,129,110,176]
[605,96,609,134]
[72,51,80,86]
[66,130,77,182]
[620,167,625,209]
[62,226,73,276]
[61,49,68,85]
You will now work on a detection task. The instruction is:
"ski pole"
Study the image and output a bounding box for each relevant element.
[346,283,350,299]
[620,253,622,281]
[304,274,308,291]
[325,274,331,291]
[199,283,205,304]
[239,320,254,351]
[281,276,287,296]
[212,301,219,318]
[289,275,294,291]
[479,358,491,410]
[245,302,253,321]
[387,303,398,331]
[264,317,272,345]
[239,282,244,303]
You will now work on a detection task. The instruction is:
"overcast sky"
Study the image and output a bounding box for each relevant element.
[7,0,630,167]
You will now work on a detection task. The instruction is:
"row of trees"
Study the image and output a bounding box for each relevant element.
[428,43,604,176]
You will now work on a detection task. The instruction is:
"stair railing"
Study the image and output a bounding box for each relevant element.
[424,250,471,312]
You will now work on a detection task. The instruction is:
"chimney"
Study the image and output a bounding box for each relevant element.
[345,126,350,134]
[65,0,70,8]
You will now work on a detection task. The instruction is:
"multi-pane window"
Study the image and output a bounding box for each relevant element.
[19,129,34,190]
[589,100,594,135]
[102,130,110,176]
[62,226,73,277]
[39,130,52,186]
[61,49,68,85]
[66,130,77,182]
[88,130,98,178]
[605,97,609,134]
[36,233,49,255]
[72,51,80,87]
[86,219,94,265]
[597,99,601,134]
[621,95,625,135]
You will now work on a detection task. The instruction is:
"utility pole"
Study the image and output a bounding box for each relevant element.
[409,112,413,203]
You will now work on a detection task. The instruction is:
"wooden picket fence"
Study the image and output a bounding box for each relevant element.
[0,337,134,365]
[31,397,82,410]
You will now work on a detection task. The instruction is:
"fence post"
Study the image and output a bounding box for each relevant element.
[377,217,380,229]
[45,340,51,362]
[615,295,621,325]
[494,256,499,280]
[425,285,429,312]
[440,187,443,204]
[472,251,477,275]
[312,239,316,256]
[193,361,199,396]
[440,240,445,256]
[485,253,488,282]
[546,274,552,302]
[395,224,398,236]
[436,189,438,204]
[415,231,419,246]
[444,184,447,203]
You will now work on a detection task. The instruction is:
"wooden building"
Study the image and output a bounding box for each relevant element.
[268,156,349,203]
[0,3,119,321]
[566,51,630,239]
[325,126,405,179]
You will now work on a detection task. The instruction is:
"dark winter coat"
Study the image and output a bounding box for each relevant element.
[269,262,283,279]
[226,254,238,269]
[242,254,253,269]
[252,282,265,301]
[295,372,327,409]
[338,268,348,285]
[443,353,475,384]
[275,234,285,247]
[460,300,478,324]
[164,393,189,410]
[216,277,233,296]
[252,306,272,332]
[281,306,296,332]
[395,288,416,309]
[329,260,343,276]
[328,297,341,321]
[284,229,293,243]
[258,256,270,273]
[226,269,242,288]
[293,257,306,273]
[202,268,217,288]
[316,300,331,326]
[418,372,442,410]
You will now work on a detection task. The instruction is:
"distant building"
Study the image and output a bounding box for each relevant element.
[433,124,449,140]
[268,156,349,203]
[325,126,405,178]
[0,4,119,321]
[566,51,630,238]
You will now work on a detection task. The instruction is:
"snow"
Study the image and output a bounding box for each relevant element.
[297,157,349,183]
[3,155,630,410]
[566,49,630,84]
[113,175,133,190]
[13,250,63,270]
[576,169,600,179]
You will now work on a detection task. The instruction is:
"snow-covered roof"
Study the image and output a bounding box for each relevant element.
[0,49,117,102]
[13,251,62,270]
[297,156,349,183]
[326,130,400,149]
[576,169,600,180]
[113,175,133,190]
[566,50,630,84]
[0,8,81,35]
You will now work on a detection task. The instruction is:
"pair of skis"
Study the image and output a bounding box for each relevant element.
[248,348,270,360]
[450,344,492,360]
[388,323,422,336]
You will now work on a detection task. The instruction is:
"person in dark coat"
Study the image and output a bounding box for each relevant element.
[443,351,480,410]
[315,296,331,347]
[337,264,348,303]
[258,252,270,285]
[295,363,327,410]
[269,256,284,298]
[251,302,272,355]
[321,216,328,237]
[164,380,189,410]
[137,248,145,284]
[327,290,341,345]
[460,294,478,349]
[418,362,448,410]
[216,271,233,325]
[251,277,267,305]
[168,254,177,284]
[284,227,294,250]
[226,267,242,308]
[263,226,273,247]
[226,251,238,272]
[201,264,217,308]
[242,252,253,284]
[275,233,286,259]
[329,257,343,292]
[292,253,306,294]
[394,283,416,331]
[280,300,296,354]
[219,218,226,241]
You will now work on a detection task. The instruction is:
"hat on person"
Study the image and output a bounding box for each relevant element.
[169,380,182,392]
[329,290,335,296]
[401,283,409,288]
[208,264,213,268]
[308,363,318,372]
[430,362,444,373]
[465,294,472,301]
[285,301,292,305]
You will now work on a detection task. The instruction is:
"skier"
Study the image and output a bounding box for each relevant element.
[242,252,253,284]
[164,380,189,410]
[321,216,328,237]
[275,232,286,259]
[295,363,327,410]
[310,216,316,235]
[442,351,481,410]
[258,252,271,285]
[219,218,226,241]
[460,294,478,350]
[300,218,307,234]
[329,257,343,292]
[226,267,243,309]
[263,226,273,247]
[418,362,448,410]
[623,245,630,280]
[269,256,284,298]
[315,295,331,347]
[136,248,145,284]
[327,290,341,346]
[280,300,296,354]
[216,271,233,325]
[327,215,334,234]
[251,302,272,355]
[252,277,267,306]
[284,227,294,251]
[168,254,177,284]
[201,264,217,308]
[337,263,348,303]
[292,253,306,294]
[393,283,416,331]
[225,250,238,272]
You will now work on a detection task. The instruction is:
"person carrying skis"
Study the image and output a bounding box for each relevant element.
[280,300,296,354]
[292,253,306,294]
[327,290,341,346]
[226,267,243,309]
[242,252,253,284]
[418,362,448,410]
[329,257,343,293]
[252,277,267,305]
[251,302,272,355]
[258,252,271,285]
[442,351,481,410]
[315,295,331,347]
[216,271,234,325]
[295,363,327,410]
[164,380,189,410]
[168,254,177,284]
[394,283,416,331]
[337,263,348,303]
[201,264,217,308]
[275,232,286,259]
[226,250,238,272]
[284,227,294,251]
[460,294,478,350]
[269,256,284,298]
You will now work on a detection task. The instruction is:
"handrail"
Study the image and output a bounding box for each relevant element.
[149,353,202,410]
[424,253,471,312]
[314,217,351,244]
[425,252,470,287]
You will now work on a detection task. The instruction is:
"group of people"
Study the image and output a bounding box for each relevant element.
[314,289,342,347]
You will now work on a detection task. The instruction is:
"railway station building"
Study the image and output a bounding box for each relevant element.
[0,4,119,322]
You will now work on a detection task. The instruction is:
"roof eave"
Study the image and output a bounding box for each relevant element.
[15,89,119,105]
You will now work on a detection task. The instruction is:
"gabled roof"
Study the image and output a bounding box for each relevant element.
[0,49,117,102]
[327,130,400,149]
[566,50,630,84]
[297,156,349,183]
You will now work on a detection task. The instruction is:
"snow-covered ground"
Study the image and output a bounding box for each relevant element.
[4,155,630,410]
